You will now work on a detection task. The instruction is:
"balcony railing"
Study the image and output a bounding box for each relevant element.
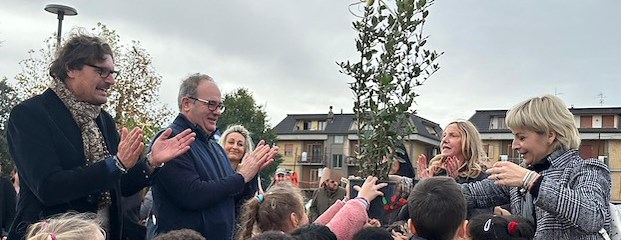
[295,154,328,165]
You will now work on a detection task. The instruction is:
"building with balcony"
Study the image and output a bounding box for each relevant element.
[273,107,442,192]
[469,107,621,202]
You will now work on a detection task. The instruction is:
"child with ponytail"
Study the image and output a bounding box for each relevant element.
[236,176,386,240]
[467,214,535,240]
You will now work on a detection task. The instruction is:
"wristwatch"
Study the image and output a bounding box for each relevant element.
[113,155,128,174]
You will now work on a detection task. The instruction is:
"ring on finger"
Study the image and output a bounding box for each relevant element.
[495,174,501,181]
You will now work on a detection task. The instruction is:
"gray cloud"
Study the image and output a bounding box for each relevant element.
[1,0,620,129]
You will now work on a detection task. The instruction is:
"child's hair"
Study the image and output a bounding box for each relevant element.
[26,212,105,240]
[153,228,206,240]
[250,231,295,240]
[352,227,393,240]
[408,176,466,240]
[467,214,535,240]
[289,224,336,240]
[237,186,306,240]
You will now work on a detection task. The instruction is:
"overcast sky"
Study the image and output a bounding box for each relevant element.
[1,1,620,129]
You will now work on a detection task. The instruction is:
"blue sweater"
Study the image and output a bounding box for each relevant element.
[152,114,257,240]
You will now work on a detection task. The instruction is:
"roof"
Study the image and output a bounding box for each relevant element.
[469,107,621,133]
[273,112,442,141]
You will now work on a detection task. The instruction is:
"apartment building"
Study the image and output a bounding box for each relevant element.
[273,108,442,192]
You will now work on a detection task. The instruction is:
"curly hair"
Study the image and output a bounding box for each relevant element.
[49,33,113,82]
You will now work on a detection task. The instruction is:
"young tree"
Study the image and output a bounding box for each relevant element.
[217,88,282,189]
[0,77,19,175]
[339,0,442,180]
[11,23,173,142]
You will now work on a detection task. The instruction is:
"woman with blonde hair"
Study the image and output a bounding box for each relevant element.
[219,124,255,170]
[413,120,493,219]
[218,124,264,217]
[419,120,489,182]
[465,95,611,239]
[26,212,105,240]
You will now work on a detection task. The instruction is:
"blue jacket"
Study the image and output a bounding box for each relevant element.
[152,114,257,240]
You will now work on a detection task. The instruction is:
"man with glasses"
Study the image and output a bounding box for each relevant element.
[6,34,196,240]
[151,73,278,239]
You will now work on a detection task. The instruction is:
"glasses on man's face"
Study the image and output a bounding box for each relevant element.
[84,63,120,79]
[187,96,225,112]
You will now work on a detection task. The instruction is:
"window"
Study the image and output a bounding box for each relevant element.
[603,115,615,128]
[483,144,493,158]
[580,115,593,128]
[310,168,320,184]
[284,144,293,157]
[318,121,326,131]
[303,121,311,130]
[489,117,507,129]
[425,125,438,136]
[332,154,343,168]
[334,136,344,144]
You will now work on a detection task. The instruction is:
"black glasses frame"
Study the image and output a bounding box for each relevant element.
[84,63,120,79]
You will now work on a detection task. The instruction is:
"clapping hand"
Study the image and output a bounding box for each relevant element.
[117,127,145,169]
[417,154,432,179]
[237,140,279,182]
[149,128,196,166]
[443,156,460,178]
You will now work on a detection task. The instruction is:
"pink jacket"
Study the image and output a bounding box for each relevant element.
[314,199,368,240]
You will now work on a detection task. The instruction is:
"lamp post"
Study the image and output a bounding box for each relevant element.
[44,4,78,48]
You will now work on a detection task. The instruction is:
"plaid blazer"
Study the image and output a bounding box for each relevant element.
[463,149,611,240]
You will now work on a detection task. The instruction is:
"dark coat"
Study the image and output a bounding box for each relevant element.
[0,176,16,237]
[7,89,153,240]
[152,114,257,240]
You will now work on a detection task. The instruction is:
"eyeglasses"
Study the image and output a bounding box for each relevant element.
[187,96,225,112]
[84,63,120,79]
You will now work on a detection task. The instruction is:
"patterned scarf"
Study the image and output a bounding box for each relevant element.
[50,80,112,209]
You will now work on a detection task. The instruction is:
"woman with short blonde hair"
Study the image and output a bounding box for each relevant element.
[464,95,611,239]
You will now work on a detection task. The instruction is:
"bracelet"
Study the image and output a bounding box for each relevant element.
[522,170,540,190]
[355,197,370,210]
[146,153,164,168]
[113,155,128,174]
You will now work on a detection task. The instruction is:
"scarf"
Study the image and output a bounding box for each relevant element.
[50,80,112,209]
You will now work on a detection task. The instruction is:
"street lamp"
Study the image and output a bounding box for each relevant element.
[44,4,78,48]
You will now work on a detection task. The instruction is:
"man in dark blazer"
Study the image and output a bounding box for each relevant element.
[6,34,195,240]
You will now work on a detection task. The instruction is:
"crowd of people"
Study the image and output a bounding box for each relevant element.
[0,32,614,240]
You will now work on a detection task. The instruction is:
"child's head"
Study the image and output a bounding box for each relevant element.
[467,214,535,240]
[237,186,308,240]
[26,212,105,240]
[407,176,467,240]
[352,227,393,240]
[153,228,206,240]
[290,224,336,240]
[248,231,294,240]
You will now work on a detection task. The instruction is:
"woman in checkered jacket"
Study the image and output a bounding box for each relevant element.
[464,95,611,239]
